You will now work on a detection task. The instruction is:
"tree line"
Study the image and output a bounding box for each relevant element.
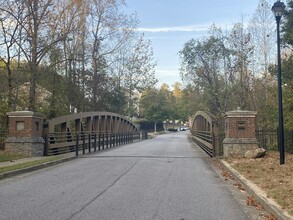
[0,0,157,128]
[1,0,293,132]
[178,0,293,130]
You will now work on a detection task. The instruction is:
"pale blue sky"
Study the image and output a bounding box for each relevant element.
[125,0,276,87]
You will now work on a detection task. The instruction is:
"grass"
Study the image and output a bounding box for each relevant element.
[0,153,66,174]
[0,151,26,162]
[226,151,293,217]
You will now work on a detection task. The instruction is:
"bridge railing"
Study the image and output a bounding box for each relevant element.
[190,111,221,157]
[191,130,213,156]
[44,131,140,156]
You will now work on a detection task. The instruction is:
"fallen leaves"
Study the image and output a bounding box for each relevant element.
[246,195,280,220]
[221,170,234,180]
[211,158,271,216]
[227,151,293,215]
[233,183,245,191]
[264,213,278,220]
[246,195,264,210]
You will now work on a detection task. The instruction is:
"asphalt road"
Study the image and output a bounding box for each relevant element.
[0,132,250,220]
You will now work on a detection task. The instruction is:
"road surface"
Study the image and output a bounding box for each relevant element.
[0,131,250,220]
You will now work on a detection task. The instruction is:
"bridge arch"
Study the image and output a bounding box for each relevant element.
[190,111,219,157]
[191,111,215,134]
[44,112,140,155]
[46,112,139,134]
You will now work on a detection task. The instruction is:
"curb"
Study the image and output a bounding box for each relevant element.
[0,156,77,180]
[219,159,293,220]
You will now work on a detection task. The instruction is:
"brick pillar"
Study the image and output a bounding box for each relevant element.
[223,108,259,158]
[5,111,44,157]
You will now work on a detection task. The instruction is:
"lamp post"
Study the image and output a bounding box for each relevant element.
[272,0,285,165]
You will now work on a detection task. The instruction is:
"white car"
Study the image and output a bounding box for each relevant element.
[179,126,187,131]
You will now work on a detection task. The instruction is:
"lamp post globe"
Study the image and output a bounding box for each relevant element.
[272,0,285,165]
[272,0,286,20]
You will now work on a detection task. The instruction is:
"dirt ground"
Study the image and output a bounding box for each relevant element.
[225,151,293,218]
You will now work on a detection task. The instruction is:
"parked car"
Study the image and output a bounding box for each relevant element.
[179,126,187,131]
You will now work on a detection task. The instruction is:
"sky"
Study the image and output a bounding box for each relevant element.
[124,0,277,87]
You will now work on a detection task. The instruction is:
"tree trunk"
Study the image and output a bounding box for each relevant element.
[28,0,39,111]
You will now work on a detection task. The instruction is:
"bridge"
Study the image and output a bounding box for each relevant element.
[5,109,262,158]
[4,111,141,157]
[43,110,222,157]
[43,112,141,155]
[44,110,224,157]
[5,110,224,157]
[190,111,222,157]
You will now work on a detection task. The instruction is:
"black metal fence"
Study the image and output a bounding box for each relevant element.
[141,130,148,140]
[256,129,293,153]
[44,131,141,156]
[212,130,293,157]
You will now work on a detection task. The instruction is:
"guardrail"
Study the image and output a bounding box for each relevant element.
[190,111,221,157]
[44,131,141,156]
[191,131,213,156]
[190,130,224,157]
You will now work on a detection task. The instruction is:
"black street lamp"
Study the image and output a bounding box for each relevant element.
[272,0,286,165]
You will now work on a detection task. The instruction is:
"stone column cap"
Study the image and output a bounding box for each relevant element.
[225,109,257,118]
[223,137,259,144]
[7,111,43,118]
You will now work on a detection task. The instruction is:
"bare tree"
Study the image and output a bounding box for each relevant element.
[0,0,24,110]
[124,35,158,118]
[0,0,79,111]
[0,0,156,119]
[86,0,137,111]
[248,0,276,105]
[56,0,89,113]
[229,21,254,109]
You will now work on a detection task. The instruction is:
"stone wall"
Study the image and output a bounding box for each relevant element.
[223,138,259,158]
[5,142,44,157]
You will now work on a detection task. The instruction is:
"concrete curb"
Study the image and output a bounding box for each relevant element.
[219,159,293,220]
[0,156,77,180]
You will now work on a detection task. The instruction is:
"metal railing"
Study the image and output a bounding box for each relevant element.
[256,129,293,153]
[191,130,214,156]
[44,131,141,156]
[191,128,293,157]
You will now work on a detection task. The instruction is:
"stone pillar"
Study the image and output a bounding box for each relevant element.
[5,111,44,157]
[223,108,259,158]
